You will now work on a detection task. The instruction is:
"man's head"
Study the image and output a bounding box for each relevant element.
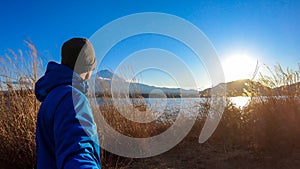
[61,38,96,80]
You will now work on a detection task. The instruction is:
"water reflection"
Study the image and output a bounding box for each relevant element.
[95,96,251,114]
[229,96,251,109]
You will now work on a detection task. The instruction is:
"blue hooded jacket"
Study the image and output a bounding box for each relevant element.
[35,61,101,169]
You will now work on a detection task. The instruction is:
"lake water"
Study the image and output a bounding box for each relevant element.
[93,97,251,117]
[95,97,251,107]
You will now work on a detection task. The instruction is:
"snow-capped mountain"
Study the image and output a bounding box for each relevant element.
[93,70,198,97]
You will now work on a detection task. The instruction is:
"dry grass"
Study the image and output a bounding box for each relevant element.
[243,64,300,154]
[192,63,300,157]
[1,42,299,168]
[0,42,40,169]
[0,43,173,169]
[91,82,174,168]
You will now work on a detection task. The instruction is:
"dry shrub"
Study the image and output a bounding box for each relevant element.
[93,72,174,138]
[91,94,173,168]
[197,98,250,148]
[245,98,300,154]
[95,103,170,138]
[244,64,300,154]
[0,92,37,169]
[0,42,41,169]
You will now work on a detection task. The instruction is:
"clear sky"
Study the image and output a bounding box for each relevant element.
[0,0,299,89]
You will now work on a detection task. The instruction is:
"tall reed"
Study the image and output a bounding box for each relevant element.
[0,41,41,169]
[244,63,300,153]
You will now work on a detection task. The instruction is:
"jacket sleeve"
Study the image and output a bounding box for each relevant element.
[53,91,101,169]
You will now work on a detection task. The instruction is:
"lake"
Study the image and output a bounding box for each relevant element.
[93,97,251,118]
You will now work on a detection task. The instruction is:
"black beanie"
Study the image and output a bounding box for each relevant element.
[61,38,96,74]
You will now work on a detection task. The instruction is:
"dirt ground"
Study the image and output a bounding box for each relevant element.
[130,133,300,169]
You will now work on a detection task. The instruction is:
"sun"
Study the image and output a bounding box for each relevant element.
[222,52,257,82]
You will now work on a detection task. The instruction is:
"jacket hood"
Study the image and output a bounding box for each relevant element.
[35,61,88,102]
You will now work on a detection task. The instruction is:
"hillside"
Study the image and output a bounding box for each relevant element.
[199,79,271,97]
[272,82,300,96]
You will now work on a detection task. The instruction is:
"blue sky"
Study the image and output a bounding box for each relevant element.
[0,0,299,89]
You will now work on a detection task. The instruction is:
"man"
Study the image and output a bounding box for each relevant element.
[35,38,101,169]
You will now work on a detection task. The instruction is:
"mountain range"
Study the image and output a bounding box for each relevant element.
[94,70,300,97]
[94,70,198,97]
[2,69,298,97]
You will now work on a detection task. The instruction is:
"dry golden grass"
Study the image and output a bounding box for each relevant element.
[0,43,172,169]
[1,42,299,168]
[0,42,40,169]
[243,64,300,154]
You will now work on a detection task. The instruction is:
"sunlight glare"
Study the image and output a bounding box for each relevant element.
[222,52,257,82]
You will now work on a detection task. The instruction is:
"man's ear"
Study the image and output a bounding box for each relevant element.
[84,71,92,80]
[80,71,92,80]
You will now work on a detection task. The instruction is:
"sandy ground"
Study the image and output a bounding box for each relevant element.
[130,133,300,169]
